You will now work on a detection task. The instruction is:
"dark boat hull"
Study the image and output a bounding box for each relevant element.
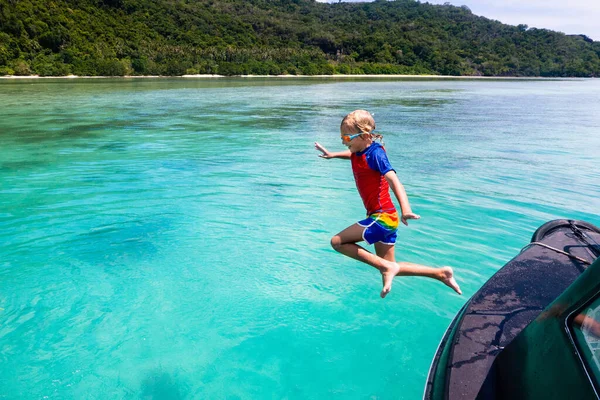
[424,219,600,400]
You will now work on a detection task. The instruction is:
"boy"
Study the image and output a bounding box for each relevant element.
[315,110,461,298]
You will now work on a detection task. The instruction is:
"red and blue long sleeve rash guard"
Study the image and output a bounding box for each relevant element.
[350,142,396,216]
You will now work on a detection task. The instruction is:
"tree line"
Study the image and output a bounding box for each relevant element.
[1,0,599,77]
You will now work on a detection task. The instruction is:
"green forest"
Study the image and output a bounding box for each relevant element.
[1,0,599,77]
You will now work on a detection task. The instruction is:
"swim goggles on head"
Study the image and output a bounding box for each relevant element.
[341,133,362,143]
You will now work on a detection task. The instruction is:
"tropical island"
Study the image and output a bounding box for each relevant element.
[1,0,599,77]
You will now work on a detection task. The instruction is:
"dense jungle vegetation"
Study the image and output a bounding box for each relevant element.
[1,0,599,76]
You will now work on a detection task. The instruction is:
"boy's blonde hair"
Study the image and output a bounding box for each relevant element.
[340,110,384,142]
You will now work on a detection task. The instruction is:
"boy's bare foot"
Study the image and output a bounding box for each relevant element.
[440,266,462,295]
[380,260,401,298]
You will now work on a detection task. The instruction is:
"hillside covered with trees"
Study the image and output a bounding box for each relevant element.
[1,0,599,77]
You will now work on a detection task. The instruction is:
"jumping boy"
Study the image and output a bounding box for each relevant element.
[315,110,461,298]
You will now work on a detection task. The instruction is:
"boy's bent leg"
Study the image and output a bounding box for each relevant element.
[331,225,401,298]
[330,224,389,270]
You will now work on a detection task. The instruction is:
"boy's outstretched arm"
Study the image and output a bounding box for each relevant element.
[315,142,351,159]
[384,171,420,225]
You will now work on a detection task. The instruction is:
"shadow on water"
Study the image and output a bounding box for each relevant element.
[0,121,131,145]
[417,89,464,93]
[0,160,49,172]
[70,219,164,267]
[367,98,456,108]
[141,371,187,400]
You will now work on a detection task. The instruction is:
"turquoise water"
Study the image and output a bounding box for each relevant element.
[1,77,599,399]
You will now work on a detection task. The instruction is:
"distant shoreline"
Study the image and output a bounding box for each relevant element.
[0,74,588,80]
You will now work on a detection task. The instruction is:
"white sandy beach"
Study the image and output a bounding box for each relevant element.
[0,74,574,80]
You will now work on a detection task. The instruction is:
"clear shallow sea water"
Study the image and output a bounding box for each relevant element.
[1,77,599,399]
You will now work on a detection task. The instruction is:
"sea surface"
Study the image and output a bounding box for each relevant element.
[1,77,599,399]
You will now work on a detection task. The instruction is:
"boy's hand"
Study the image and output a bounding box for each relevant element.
[314,142,333,159]
[401,212,420,226]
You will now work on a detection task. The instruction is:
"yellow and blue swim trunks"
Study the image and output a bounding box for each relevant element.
[357,212,399,245]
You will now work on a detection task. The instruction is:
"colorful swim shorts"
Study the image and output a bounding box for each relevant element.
[357,212,399,245]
